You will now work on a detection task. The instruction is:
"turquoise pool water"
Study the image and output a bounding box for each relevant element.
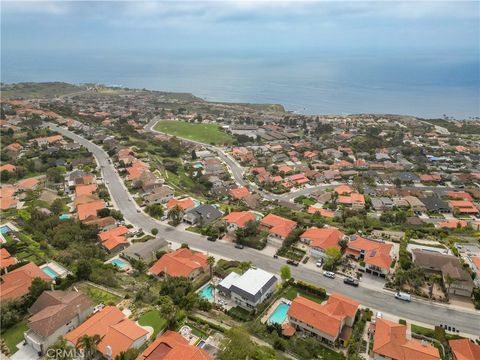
[199,284,214,301]
[193,163,204,169]
[59,214,72,220]
[0,225,11,234]
[268,303,290,325]
[42,266,59,279]
[111,259,127,268]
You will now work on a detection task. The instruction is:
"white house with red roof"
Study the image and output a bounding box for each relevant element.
[346,236,394,277]
[224,211,257,232]
[260,213,297,246]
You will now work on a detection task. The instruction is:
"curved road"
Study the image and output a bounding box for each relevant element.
[49,123,480,336]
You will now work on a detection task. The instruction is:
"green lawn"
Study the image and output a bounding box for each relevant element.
[1,321,28,354]
[283,287,325,304]
[77,283,122,305]
[138,310,167,338]
[154,120,234,145]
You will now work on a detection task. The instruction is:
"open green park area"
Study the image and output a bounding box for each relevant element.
[154,120,234,145]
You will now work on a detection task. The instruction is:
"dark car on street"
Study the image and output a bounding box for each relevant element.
[343,277,359,287]
[234,243,244,249]
[286,259,299,267]
[207,236,217,242]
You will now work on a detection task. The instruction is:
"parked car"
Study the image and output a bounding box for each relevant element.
[394,291,411,302]
[234,243,244,249]
[273,254,278,259]
[323,271,336,279]
[343,277,359,287]
[207,236,217,242]
[315,259,323,268]
[376,312,383,319]
[161,215,168,221]
[286,259,299,267]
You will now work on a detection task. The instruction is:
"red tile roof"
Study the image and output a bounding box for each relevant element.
[138,330,212,360]
[0,262,52,301]
[224,211,257,228]
[230,187,250,200]
[449,339,480,360]
[75,184,97,197]
[307,207,335,218]
[373,319,439,360]
[288,293,358,338]
[335,185,353,195]
[348,236,393,270]
[65,306,147,359]
[438,220,468,229]
[260,214,297,239]
[17,177,39,190]
[0,248,17,269]
[76,200,105,221]
[148,248,208,277]
[301,227,344,251]
[0,164,16,172]
[98,226,129,251]
[166,198,196,211]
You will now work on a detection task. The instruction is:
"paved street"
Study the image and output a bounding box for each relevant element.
[49,123,480,336]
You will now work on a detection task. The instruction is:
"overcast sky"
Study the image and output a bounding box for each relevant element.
[2,1,479,56]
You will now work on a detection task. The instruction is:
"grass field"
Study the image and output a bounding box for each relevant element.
[77,283,122,305]
[154,120,233,145]
[1,321,28,354]
[138,310,167,338]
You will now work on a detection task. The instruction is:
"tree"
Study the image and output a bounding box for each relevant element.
[168,205,184,226]
[47,338,74,360]
[145,204,164,219]
[207,256,215,280]
[27,277,50,303]
[51,198,66,215]
[324,247,342,271]
[115,349,139,360]
[151,228,158,235]
[444,274,454,296]
[280,265,291,283]
[218,327,256,360]
[76,334,101,360]
[76,260,92,280]
[158,295,177,329]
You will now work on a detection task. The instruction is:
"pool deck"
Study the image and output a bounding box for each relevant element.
[260,297,291,324]
[40,261,70,279]
[105,255,132,271]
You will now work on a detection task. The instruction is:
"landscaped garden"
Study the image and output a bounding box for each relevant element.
[138,310,167,338]
[154,120,234,145]
[77,283,122,305]
[1,320,28,354]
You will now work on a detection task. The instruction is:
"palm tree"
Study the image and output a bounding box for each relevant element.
[207,256,215,280]
[76,334,101,360]
[47,338,74,360]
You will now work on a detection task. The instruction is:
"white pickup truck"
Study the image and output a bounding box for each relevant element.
[394,291,411,302]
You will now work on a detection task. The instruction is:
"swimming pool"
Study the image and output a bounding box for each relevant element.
[199,284,214,301]
[59,214,72,220]
[0,225,11,234]
[42,266,59,279]
[268,302,290,325]
[111,259,127,268]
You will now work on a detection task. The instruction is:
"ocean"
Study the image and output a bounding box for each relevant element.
[2,50,479,119]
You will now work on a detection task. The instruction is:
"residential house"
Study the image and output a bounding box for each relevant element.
[144,186,174,205]
[166,198,196,212]
[287,293,359,346]
[4,142,23,158]
[121,237,170,263]
[17,177,40,191]
[421,196,450,214]
[338,192,365,209]
[412,249,473,297]
[301,227,345,259]
[0,262,52,302]
[76,199,105,221]
[25,291,93,355]
[449,200,479,215]
[98,226,130,252]
[371,197,395,211]
[373,318,439,360]
[217,268,277,310]
[148,248,208,279]
[260,214,297,245]
[0,164,16,172]
[204,158,224,175]
[183,204,222,225]
[449,339,480,360]
[83,216,116,231]
[64,306,148,359]
[230,187,250,201]
[403,196,427,213]
[346,236,393,277]
[224,211,257,232]
[0,248,17,269]
[138,330,212,360]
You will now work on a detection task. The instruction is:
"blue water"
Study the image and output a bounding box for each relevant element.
[268,303,290,325]
[197,340,206,348]
[111,259,127,268]
[0,225,11,234]
[59,214,72,220]
[42,266,59,279]
[2,51,478,119]
[199,284,214,301]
